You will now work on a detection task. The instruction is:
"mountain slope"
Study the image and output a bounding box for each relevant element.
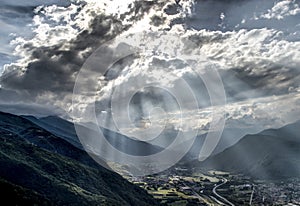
[2,112,108,170]
[198,121,300,179]
[0,177,53,206]
[22,115,83,149]
[0,111,159,205]
[23,115,163,156]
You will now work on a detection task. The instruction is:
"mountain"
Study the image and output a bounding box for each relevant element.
[22,115,84,149]
[3,112,108,170]
[196,120,300,180]
[0,111,159,205]
[0,177,53,206]
[23,115,163,156]
[159,126,259,164]
[182,127,248,161]
[26,115,257,161]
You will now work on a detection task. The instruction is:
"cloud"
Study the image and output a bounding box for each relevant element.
[88,26,300,107]
[122,91,300,135]
[260,0,300,20]
[0,0,158,111]
[0,0,299,139]
[182,28,300,99]
[0,5,35,68]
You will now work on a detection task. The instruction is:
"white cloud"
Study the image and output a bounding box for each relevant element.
[260,0,300,20]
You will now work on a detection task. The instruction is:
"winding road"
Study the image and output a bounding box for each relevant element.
[212,178,235,206]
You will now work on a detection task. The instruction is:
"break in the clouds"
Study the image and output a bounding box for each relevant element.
[0,0,299,137]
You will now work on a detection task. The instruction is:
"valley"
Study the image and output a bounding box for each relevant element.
[130,167,300,205]
[1,111,299,205]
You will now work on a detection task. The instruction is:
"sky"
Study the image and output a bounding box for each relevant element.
[0,0,299,142]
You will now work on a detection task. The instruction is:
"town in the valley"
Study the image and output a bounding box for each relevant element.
[127,167,300,206]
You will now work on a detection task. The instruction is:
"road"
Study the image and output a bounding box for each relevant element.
[183,183,211,205]
[212,178,235,206]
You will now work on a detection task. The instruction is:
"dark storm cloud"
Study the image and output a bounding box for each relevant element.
[1,16,121,93]
[0,1,156,96]
[232,65,300,95]
[217,64,300,103]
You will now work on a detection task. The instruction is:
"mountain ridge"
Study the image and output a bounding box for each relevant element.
[0,111,160,205]
[196,120,300,179]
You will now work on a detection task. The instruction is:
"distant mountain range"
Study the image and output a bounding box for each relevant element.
[22,114,261,164]
[22,115,163,156]
[181,127,252,161]
[195,120,300,179]
[0,111,159,205]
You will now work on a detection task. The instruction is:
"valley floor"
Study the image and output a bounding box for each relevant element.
[127,167,300,206]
